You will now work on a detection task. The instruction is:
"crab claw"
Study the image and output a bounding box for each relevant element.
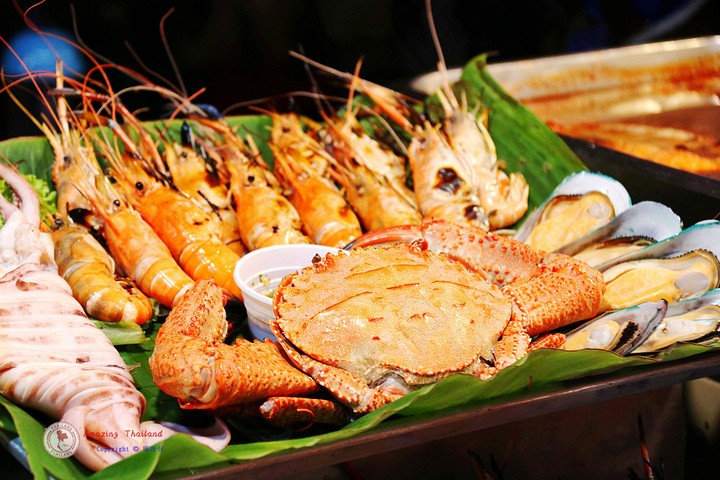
[345,223,423,249]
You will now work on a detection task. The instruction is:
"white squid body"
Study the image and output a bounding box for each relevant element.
[0,164,228,471]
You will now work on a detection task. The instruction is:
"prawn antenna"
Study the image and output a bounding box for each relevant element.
[159,8,187,99]
[426,0,447,77]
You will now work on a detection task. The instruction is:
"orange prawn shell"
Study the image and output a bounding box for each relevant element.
[285,174,362,248]
[51,223,154,325]
[100,206,193,308]
[229,161,311,250]
[130,185,243,299]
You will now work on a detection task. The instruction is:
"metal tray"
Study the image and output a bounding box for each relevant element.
[411,36,720,121]
[562,135,720,226]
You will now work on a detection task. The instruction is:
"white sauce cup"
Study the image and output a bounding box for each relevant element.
[233,244,341,341]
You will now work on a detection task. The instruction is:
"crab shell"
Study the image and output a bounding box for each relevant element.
[272,243,512,389]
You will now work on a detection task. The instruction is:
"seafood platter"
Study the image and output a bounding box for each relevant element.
[2,27,720,480]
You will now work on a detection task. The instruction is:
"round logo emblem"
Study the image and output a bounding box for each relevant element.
[43,422,80,459]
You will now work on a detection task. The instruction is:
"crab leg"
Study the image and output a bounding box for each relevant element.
[271,322,404,413]
[494,252,604,368]
[150,280,319,409]
[150,279,354,427]
[259,396,350,428]
[150,279,356,424]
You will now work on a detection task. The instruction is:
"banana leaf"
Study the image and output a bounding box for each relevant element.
[0,56,716,480]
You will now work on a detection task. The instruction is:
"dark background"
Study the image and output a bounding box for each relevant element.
[1,0,719,140]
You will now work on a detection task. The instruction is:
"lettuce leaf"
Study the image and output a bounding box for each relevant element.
[0,173,57,228]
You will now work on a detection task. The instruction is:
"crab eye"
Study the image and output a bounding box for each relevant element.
[135,182,144,190]
[113,199,121,207]
[411,238,428,251]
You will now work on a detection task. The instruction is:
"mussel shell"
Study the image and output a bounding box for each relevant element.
[556,201,682,257]
[572,237,654,268]
[562,299,667,355]
[599,249,720,311]
[632,289,720,353]
[596,221,720,273]
[665,287,720,317]
[521,192,617,252]
[632,308,720,353]
[514,172,631,250]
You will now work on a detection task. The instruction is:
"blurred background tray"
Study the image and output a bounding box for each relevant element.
[412,36,720,122]
[411,36,720,209]
[562,135,720,226]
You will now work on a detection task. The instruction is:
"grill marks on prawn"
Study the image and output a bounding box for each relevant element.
[435,167,465,194]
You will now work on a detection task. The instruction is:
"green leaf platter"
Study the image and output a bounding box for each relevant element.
[0,54,717,480]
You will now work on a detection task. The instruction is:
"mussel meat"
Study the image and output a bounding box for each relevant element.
[596,221,720,311]
[562,299,667,355]
[514,172,631,252]
[599,249,720,311]
[556,201,682,266]
[633,289,720,353]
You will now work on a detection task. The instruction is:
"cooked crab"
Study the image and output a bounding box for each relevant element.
[151,219,604,418]
[271,218,606,413]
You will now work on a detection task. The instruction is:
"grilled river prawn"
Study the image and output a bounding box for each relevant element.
[160,126,250,258]
[72,152,195,309]
[192,115,312,249]
[91,117,244,299]
[269,112,363,248]
[290,1,530,231]
[51,215,154,325]
[318,88,422,231]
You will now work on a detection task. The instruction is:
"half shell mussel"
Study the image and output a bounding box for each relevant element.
[564,289,720,355]
[562,300,668,355]
[514,171,632,252]
[596,221,720,312]
[632,288,720,353]
[555,201,683,267]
